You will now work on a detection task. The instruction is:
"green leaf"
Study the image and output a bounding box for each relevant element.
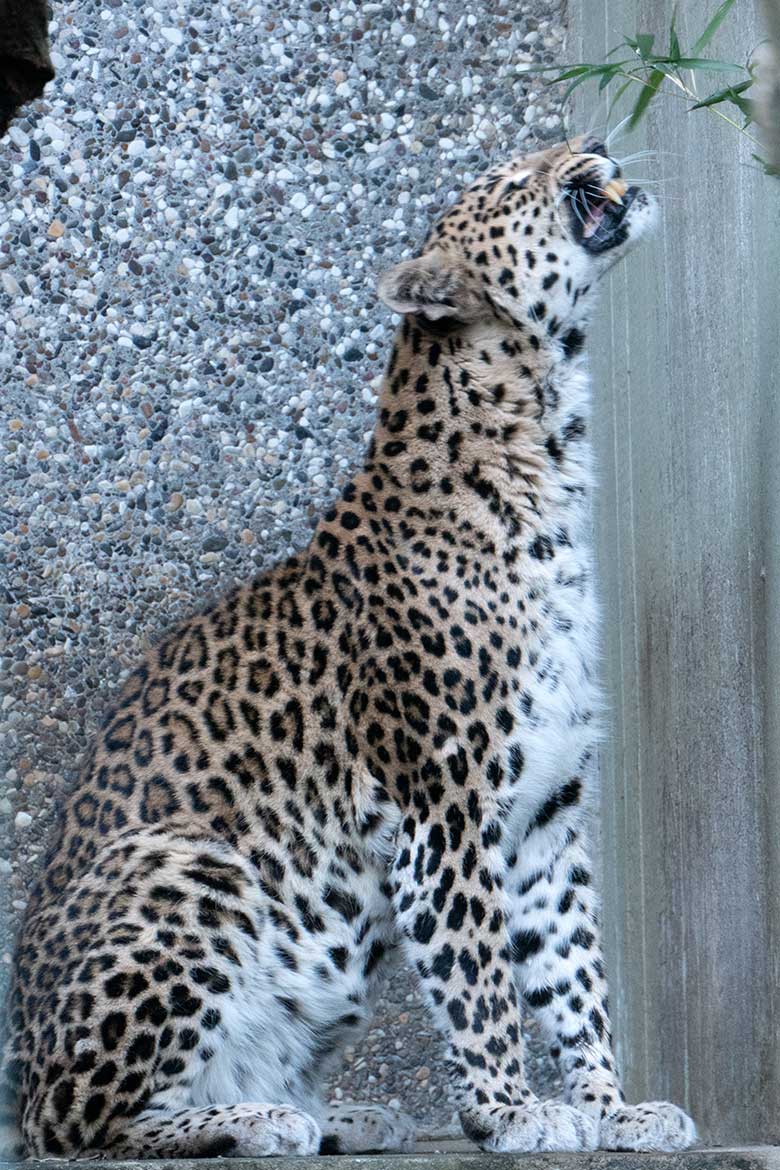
[669,5,681,61]
[598,64,623,92]
[689,78,753,108]
[634,33,655,59]
[692,0,738,54]
[752,152,780,177]
[628,67,665,128]
[689,78,754,121]
[546,61,633,102]
[560,71,599,104]
[515,62,580,76]
[606,77,635,121]
[733,96,755,121]
[674,56,744,70]
[547,65,595,81]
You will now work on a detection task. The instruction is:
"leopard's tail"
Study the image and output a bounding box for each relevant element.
[0,1043,22,1159]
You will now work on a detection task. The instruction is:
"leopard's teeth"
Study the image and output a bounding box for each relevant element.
[602,179,628,205]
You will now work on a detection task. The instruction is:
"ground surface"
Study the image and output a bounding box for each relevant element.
[0,0,571,1129]
[3,1143,780,1170]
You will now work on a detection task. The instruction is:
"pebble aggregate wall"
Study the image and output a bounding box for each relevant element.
[1,0,567,1128]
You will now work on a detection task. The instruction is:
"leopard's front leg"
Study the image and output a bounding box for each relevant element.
[507,816,696,1152]
[391,791,598,1153]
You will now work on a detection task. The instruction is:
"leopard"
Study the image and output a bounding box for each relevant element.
[2,135,697,1159]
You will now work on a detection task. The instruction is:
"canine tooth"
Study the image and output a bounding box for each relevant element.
[602,179,627,205]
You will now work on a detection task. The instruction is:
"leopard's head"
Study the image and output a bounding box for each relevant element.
[378,136,656,337]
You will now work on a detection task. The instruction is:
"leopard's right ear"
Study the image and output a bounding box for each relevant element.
[377,251,481,321]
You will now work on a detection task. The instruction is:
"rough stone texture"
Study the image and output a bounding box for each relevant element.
[0,0,568,1131]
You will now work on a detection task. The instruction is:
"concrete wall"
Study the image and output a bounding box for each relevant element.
[572,0,780,1146]
[0,0,567,1132]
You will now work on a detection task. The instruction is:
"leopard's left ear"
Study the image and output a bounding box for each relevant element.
[377,250,480,321]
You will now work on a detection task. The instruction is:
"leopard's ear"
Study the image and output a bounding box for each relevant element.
[377,250,480,321]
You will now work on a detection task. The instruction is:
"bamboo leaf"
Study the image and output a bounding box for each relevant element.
[542,61,634,103]
[689,79,754,121]
[669,6,681,61]
[628,68,665,128]
[674,56,744,70]
[727,92,754,120]
[753,153,780,177]
[606,77,635,121]
[598,64,623,92]
[515,63,588,77]
[634,33,655,59]
[689,78,753,108]
[560,72,598,104]
[692,0,738,54]
[548,65,595,81]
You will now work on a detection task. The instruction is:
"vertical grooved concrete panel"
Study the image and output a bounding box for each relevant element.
[571,0,780,1145]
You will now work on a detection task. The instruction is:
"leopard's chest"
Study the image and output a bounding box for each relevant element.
[503,536,601,840]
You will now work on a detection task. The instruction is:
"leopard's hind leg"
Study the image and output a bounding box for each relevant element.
[16,837,329,1159]
[104,1103,320,1159]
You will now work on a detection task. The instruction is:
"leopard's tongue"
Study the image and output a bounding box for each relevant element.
[582,200,608,239]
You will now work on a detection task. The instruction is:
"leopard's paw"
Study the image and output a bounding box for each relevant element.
[599,1101,696,1151]
[462,1101,598,1153]
[320,1104,416,1154]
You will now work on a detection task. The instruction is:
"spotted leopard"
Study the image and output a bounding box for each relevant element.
[2,137,696,1158]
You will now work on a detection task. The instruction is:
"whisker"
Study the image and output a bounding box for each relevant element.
[614,150,658,167]
[637,195,684,205]
[619,165,674,175]
[605,115,633,148]
[583,105,611,139]
[619,148,687,163]
[618,161,667,170]
[620,168,681,183]
[569,193,589,229]
[622,177,678,186]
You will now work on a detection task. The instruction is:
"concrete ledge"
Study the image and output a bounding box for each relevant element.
[3,1146,780,1170]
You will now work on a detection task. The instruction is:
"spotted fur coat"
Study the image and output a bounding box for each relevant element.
[1,136,696,1158]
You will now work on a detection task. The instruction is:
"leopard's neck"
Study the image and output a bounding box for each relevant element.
[363,314,594,544]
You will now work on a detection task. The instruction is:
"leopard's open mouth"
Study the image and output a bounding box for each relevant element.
[564,174,640,254]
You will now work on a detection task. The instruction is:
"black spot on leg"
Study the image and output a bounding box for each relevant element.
[320,1136,343,1155]
[201,1135,239,1157]
[528,779,581,833]
[524,986,554,1008]
[447,998,468,1030]
[561,327,586,358]
[413,910,436,945]
[511,929,544,964]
